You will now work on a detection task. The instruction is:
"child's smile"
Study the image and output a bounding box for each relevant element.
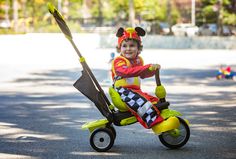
[120,40,139,60]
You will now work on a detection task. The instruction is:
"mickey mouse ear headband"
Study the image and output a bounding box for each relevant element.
[116,27,146,47]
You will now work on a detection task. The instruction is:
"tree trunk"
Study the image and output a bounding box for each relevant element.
[98,0,103,26]
[4,0,10,22]
[13,0,18,32]
[217,0,223,36]
[129,0,135,27]
[22,0,27,32]
[62,0,69,20]
[167,0,173,35]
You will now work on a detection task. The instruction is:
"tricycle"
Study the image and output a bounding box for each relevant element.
[48,3,190,152]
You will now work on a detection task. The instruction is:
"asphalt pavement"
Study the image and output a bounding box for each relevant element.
[0,34,235,159]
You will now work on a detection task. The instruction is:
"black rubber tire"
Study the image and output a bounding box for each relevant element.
[158,117,190,149]
[106,124,116,140]
[90,128,115,152]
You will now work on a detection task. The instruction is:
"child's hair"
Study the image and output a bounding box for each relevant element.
[116,38,143,53]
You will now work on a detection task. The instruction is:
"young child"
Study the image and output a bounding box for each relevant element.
[111,27,163,129]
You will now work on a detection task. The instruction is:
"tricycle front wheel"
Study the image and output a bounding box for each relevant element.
[90,128,115,152]
[158,117,190,149]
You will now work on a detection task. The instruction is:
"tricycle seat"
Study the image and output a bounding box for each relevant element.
[109,87,129,112]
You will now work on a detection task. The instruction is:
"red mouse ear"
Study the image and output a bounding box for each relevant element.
[116,27,124,37]
[135,27,146,36]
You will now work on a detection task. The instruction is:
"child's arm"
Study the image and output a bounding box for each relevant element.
[114,58,152,78]
[140,64,160,79]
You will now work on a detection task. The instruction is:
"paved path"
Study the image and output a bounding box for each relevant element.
[0,34,235,159]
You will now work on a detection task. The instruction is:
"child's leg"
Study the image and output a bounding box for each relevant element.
[130,89,159,103]
[116,87,163,128]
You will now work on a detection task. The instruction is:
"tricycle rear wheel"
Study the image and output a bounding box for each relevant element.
[158,117,190,149]
[106,124,116,140]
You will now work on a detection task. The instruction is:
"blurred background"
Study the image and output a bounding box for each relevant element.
[0,1,235,158]
[0,0,236,36]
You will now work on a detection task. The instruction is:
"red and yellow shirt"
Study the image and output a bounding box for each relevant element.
[111,55,156,89]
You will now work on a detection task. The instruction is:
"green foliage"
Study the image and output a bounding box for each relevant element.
[1,0,235,34]
[199,0,236,25]
[102,2,115,20]
[202,5,216,17]
[201,0,217,5]
[109,0,129,19]
[68,2,83,19]
[0,28,25,34]
[223,11,236,25]
[142,0,165,21]
[170,6,180,25]
[33,19,81,33]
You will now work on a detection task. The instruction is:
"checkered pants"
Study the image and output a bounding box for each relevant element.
[116,87,162,128]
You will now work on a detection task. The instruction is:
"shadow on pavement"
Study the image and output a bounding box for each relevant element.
[0,67,235,158]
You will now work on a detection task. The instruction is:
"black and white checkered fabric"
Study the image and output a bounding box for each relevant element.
[116,87,158,128]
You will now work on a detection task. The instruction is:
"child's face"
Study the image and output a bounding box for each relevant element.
[120,39,139,60]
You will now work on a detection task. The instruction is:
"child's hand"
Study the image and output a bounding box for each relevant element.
[149,64,161,71]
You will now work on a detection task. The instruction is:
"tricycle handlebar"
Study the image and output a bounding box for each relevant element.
[155,69,161,86]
